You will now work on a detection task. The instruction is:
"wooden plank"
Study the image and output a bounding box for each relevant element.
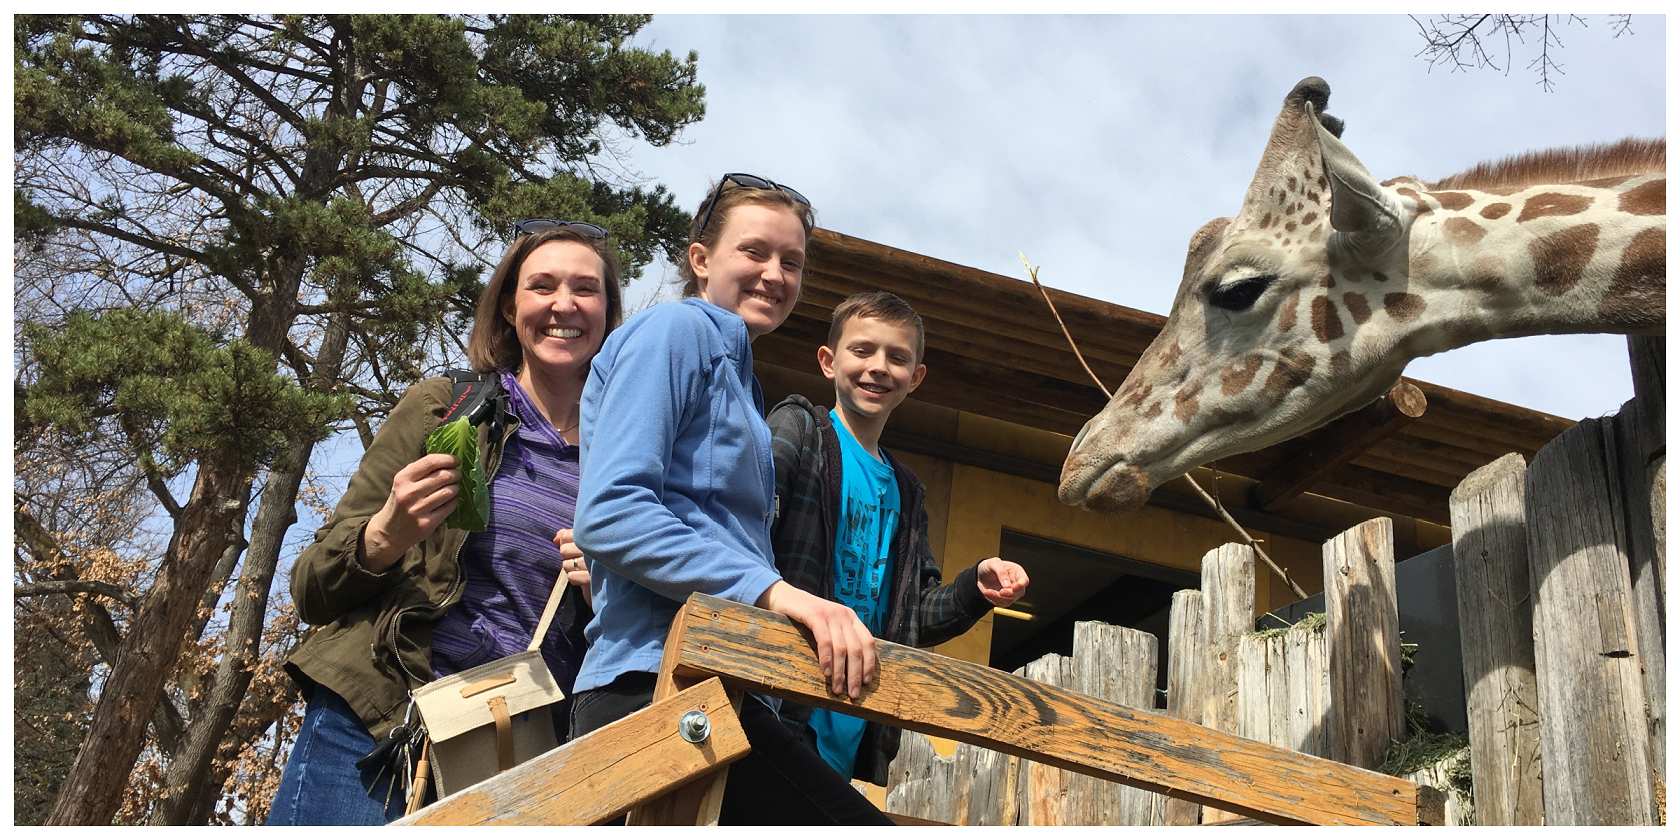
[1070,621,1159,825]
[1199,543,1254,823]
[1016,653,1076,825]
[1625,335,1664,603]
[1616,401,1666,785]
[1528,419,1656,824]
[625,604,734,826]
[1161,590,1208,826]
[884,723,1018,824]
[1286,621,1331,757]
[666,593,1428,826]
[1448,454,1544,826]
[396,677,748,825]
[1252,382,1428,509]
[1323,518,1403,769]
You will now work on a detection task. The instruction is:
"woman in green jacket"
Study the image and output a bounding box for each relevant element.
[269,221,620,824]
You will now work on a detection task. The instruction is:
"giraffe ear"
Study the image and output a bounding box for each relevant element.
[1308,102,1404,242]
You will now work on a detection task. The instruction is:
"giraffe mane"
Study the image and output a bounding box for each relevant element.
[1427,137,1666,191]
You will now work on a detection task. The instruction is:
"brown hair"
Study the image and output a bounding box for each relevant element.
[466,227,623,373]
[826,291,925,363]
[678,180,816,296]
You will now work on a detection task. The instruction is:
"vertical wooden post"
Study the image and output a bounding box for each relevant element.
[1199,543,1255,823]
[1160,590,1207,826]
[1015,653,1076,825]
[1448,453,1544,825]
[1236,632,1289,747]
[1069,621,1159,825]
[1323,517,1403,769]
[1284,620,1331,757]
[1527,419,1656,825]
[1626,334,1666,812]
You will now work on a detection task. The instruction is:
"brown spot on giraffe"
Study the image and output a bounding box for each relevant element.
[1286,221,1297,232]
[1173,382,1200,425]
[1142,401,1162,420]
[1466,256,1506,292]
[1372,271,1389,284]
[1277,289,1302,333]
[1480,202,1511,220]
[1287,176,1298,192]
[1383,293,1426,322]
[1260,212,1274,229]
[1380,177,1404,187]
[1600,226,1664,329]
[1220,354,1266,396]
[1157,340,1182,370]
[1430,191,1475,211]
[1301,211,1319,225]
[1412,254,1438,278]
[1319,274,1336,289]
[1317,174,1328,190]
[1311,295,1344,342]
[1396,187,1422,202]
[1306,191,1320,204]
[1121,382,1154,408]
[1517,192,1593,222]
[1619,178,1665,216]
[1443,217,1487,247]
[1330,350,1351,379]
[1581,175,1630,189]
[1342,292,1371,325]
[1261,346,1316,402]
[1529,223,1600,296]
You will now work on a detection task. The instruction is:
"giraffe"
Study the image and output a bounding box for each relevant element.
[1059,76,1665,513]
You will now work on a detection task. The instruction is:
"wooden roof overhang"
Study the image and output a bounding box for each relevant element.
[754,229,1574,531]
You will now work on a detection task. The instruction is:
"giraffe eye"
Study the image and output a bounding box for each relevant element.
[1209,275,1275,311]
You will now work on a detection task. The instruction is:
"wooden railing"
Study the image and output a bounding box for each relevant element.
[402,592,1445,826]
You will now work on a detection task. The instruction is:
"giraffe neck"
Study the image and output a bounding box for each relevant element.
[1378,175,1665,357]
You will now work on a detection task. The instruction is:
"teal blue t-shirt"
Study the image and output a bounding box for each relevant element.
[807,409,900,778]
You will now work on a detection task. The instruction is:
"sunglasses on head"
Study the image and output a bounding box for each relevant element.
[694,173,811,239]
[511,219,609,240]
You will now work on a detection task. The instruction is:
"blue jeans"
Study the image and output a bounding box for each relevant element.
[268,685,408,825]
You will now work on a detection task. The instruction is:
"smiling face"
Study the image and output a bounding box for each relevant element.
[690,202,807,338]
[501,239,610,379]
[820,314,927,424]
[1059,76,1419,512]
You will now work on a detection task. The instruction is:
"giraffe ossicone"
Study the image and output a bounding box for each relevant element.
[1059,76,1665,513]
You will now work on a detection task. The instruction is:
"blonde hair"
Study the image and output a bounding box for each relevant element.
[679,181,815,296]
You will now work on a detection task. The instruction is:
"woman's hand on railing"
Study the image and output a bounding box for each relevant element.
[757,581,878,701]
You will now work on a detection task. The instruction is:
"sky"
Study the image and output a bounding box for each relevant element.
[607,13,1668,422]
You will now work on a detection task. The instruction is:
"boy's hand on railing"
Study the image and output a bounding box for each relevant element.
[977,557,1030,607]
[552,528,592,609]
[757,581,878,701]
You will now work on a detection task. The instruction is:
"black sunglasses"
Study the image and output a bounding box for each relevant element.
[511,219,609,240]
[694,173,812,239]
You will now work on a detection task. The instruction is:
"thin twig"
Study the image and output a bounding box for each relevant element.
[1020,254,1308,600]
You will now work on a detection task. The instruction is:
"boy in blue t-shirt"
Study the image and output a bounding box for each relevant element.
[766,291,1031,783]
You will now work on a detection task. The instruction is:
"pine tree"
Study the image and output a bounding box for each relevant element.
[14,14,706,824]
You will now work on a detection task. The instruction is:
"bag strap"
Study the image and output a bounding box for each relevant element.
[442,368,507,443]
[527,563,569,652]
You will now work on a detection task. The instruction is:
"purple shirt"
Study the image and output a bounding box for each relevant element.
[430,371,587,693]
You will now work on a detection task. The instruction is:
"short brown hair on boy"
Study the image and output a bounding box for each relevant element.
[826,291,925,363]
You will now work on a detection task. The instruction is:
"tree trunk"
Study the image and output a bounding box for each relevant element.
[45,458,255,824]
[152,313,352,825]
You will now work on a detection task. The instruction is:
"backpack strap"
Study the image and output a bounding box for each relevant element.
[442,369,507,442]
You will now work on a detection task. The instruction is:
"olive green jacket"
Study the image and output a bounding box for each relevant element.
[284,376,514,741]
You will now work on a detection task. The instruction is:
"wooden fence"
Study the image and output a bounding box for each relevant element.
[887,336,1664,825]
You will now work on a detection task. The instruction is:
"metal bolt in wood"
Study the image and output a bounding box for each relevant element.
[679,710,711,744]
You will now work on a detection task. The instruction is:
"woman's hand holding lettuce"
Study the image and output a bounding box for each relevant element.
[359,417,490,572]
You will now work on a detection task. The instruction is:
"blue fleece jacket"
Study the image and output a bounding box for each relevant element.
[572,297,784,693]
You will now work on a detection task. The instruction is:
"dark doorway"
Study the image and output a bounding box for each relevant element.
[988,531,1197,708]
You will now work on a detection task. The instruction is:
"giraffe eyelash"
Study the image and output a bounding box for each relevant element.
[1208,274,1276,312]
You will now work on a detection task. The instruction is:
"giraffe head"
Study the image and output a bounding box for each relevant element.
[1061,76,1420,512]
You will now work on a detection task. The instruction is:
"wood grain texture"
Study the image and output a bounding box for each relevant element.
[1323,518,1403,770]
[1160,590,1207,826]
[626,605,733,826]
[1612,401,1666,784]
[1448,453,1544,825]
[1527,419,1656,825]
[1198,543,1255,823]
[396,677,748,826]
[667,593,1428,825]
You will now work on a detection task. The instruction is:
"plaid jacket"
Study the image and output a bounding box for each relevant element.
[766,394,991,785]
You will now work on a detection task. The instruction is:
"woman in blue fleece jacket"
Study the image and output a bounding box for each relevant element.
[568,174,890,825]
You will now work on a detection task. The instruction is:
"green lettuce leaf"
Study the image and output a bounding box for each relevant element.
[425,415,488,532]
